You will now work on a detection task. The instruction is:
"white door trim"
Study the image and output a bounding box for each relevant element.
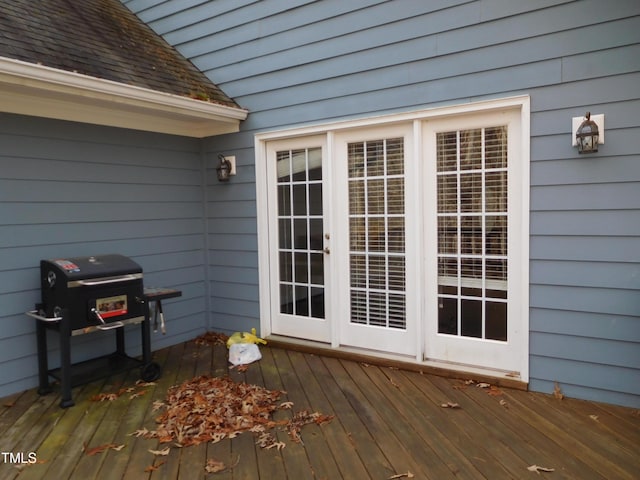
[422,108,527,375]
[332,123,418,356]
[255,95,529,382]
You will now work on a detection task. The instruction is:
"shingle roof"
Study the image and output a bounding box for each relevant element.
[0,0,240,109]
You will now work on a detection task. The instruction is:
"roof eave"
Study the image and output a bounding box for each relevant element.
[0,57,248,138]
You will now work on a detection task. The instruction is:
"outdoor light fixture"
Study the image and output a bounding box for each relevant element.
[574,112,600,154]
[216,154,232,182]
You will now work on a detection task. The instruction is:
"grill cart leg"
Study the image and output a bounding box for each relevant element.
[58,310,74,408]
[36,320,52,396]
[141,302,151,365]
[116,327,126,356]
[140,298,161,381]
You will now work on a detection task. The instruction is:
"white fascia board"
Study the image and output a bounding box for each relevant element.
[0,57,248,137]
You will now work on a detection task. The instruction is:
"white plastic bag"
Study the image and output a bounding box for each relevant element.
[228,342,262,366]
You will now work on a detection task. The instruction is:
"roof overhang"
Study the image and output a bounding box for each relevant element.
[0,57,248,138]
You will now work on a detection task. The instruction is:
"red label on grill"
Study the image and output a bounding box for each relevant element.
[55,259,80,272]
[96,295,128,318]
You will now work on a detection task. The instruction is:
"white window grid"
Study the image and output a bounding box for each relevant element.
[276,148,324,318]
[348,138,407,330]
[436,127,508,339]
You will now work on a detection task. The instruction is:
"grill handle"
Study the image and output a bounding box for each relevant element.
[75,274,140,286]
[26,310,62,323]
[96,322,124,331]
[91,308,124,330]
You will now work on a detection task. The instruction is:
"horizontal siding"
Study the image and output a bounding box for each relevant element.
[530,309,639,343]
[0,113,208,398]
[121,0,640,406]
[530,236,640,263]
[529,357,640,407]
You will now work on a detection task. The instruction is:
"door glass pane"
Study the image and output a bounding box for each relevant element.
[348,137,406,330]
[436,126,508,341]
[277,147,325,319]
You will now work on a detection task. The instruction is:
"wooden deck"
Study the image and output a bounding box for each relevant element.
[0,338,638,480]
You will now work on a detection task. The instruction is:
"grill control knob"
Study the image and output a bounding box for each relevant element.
[47,271,56,288]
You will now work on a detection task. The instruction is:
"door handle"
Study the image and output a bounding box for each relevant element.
[323,247,330,254]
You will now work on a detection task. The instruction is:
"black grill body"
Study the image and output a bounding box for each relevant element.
[40,254,144,332]
[31,254,163,408]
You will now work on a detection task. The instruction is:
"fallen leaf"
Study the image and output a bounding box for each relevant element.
[389,472,414,479]
[527,464,555,474]
[128,427,150,437]
[477,382,491,389]
[279,401,294,409]
[91,393,119,402]
[440,402,460,409]
[499,399,509,409]
[589,414,599,421]
[85,443,124,456]
[144,460,166,472]
[194,331,229,346]
[267,441,286,450]
[136,380,156,387]
[487,386,504,396]
[130,391,146,400]
[553,382,564,400]
[148,447,170,456]
[205,458,227,473]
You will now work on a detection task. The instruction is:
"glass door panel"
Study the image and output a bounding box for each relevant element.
[277,148,325,319]
[436,126,508,342]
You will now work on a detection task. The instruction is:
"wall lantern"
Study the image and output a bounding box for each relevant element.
[216,154,236,182]
[572,112,604,154]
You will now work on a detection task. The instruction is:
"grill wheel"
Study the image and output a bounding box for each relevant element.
[141,362,162,382]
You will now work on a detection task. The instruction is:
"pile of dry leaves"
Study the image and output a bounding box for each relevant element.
[193,331,229,346]
[137,375,332,448]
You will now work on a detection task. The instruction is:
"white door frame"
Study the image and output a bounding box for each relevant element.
[255,95,530,381]
[332,123,419,356]
[423,108,527,374]
[263,135,332,342]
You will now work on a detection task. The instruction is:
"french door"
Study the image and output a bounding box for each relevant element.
[259,99,527,376]
[423,109,525,372]
[265,136,331,342]
[334,125,417,356]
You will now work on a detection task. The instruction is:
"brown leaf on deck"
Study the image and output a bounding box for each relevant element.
[487,385,503,396]
[527,464,555,474]
[389,472,414,479]
[205,458,227,473]
[553,382,564,400]
[194,331,229,346]
[144,460,166,472]
[85,443,124,456]
[148,447,170,456]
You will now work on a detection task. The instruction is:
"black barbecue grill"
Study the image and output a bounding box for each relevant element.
[27,254,178,408]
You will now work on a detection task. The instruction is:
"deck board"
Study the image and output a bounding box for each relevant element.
[0,340,637,479]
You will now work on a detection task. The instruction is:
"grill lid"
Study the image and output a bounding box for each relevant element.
[41,254,142,285]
